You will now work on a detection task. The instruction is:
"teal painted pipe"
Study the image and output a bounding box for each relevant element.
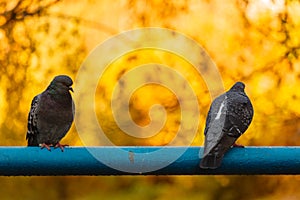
[0,147,299,176]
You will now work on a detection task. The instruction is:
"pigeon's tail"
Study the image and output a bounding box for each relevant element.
[200,132,238,169]
[26,133,38,146]
[200,154,224,169]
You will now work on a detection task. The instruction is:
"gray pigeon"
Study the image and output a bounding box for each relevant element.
[26,75,75,151]
[200,82,253,169]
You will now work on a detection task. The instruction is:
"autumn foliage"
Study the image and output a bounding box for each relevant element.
[0,0,300,199]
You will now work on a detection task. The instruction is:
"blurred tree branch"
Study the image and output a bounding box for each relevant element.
[0,0,86,145]
[0,0,60,28]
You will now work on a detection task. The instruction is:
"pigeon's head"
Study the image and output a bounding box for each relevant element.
[48,75,74,94]
[229,81,245,92]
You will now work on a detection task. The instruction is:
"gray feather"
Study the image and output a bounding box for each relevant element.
[200,82,253,169]
[26,75,74,147]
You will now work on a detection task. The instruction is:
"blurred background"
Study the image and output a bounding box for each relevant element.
[1,0,300,199]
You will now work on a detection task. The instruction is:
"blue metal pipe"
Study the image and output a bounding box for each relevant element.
[0,147,299,176]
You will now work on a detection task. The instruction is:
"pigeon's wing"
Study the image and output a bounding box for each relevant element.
[26,94,40,146]
[203,106,212,136]
[225,93,253,138]
[200,94,229,169]
[203,94,226,136]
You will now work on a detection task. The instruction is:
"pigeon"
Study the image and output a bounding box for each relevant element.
[26,75,75,152]
[200,82,253,169]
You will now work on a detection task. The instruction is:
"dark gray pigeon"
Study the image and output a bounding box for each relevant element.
[200,82,253,169]
[26,75,74,151]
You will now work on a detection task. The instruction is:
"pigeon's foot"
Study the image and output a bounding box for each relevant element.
[232,143,244,148]
[54,143,69,152]
[40,143,52,151]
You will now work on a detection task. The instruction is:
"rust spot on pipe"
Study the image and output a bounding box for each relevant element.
[128,151,134,164]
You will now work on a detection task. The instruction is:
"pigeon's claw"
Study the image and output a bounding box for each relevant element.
[54,143,69,152]
[232,143,244,148]
[40,143,52,151]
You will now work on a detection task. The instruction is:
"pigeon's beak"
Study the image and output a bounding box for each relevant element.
[69,86,74,92]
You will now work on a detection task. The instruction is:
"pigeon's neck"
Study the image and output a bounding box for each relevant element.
[227,90,245,96]
[229,88,243,93]
[47,87,72,103]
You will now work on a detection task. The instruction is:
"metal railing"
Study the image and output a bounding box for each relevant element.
[0,147,299,176]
